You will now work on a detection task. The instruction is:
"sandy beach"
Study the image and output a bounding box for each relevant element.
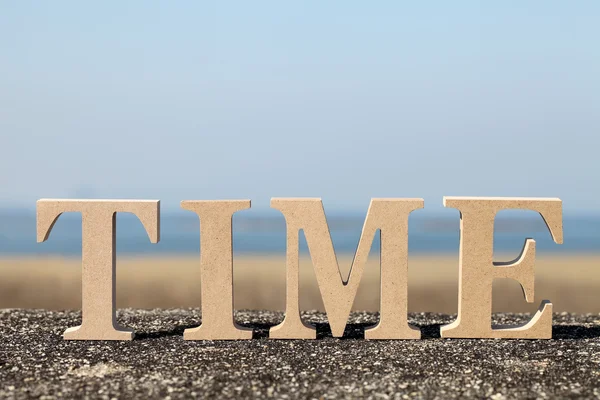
[1,254,598,313]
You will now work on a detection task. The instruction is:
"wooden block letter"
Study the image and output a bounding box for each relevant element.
[270,198,422,340]
[36,199,160,340]
[440,197,563,339]
[181,200,253,340]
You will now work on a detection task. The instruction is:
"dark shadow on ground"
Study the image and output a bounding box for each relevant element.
[416,323,443,339]
[249,322,446,340]
[135,323,600,340]
[552,325,600,339]
[135,325,198,340]
[241,321,371,339]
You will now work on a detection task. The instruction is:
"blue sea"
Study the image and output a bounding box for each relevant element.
[1,210,598,256]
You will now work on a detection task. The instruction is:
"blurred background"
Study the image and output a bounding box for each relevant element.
[1,1,598,314]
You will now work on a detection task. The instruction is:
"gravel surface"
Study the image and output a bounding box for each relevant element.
[1,309,599,399]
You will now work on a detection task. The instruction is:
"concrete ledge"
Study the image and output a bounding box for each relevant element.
[1,309,599,399]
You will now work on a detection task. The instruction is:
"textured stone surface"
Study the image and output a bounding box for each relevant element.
[1,309,599,399]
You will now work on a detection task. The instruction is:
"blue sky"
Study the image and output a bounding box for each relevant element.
[1,1,599,212]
